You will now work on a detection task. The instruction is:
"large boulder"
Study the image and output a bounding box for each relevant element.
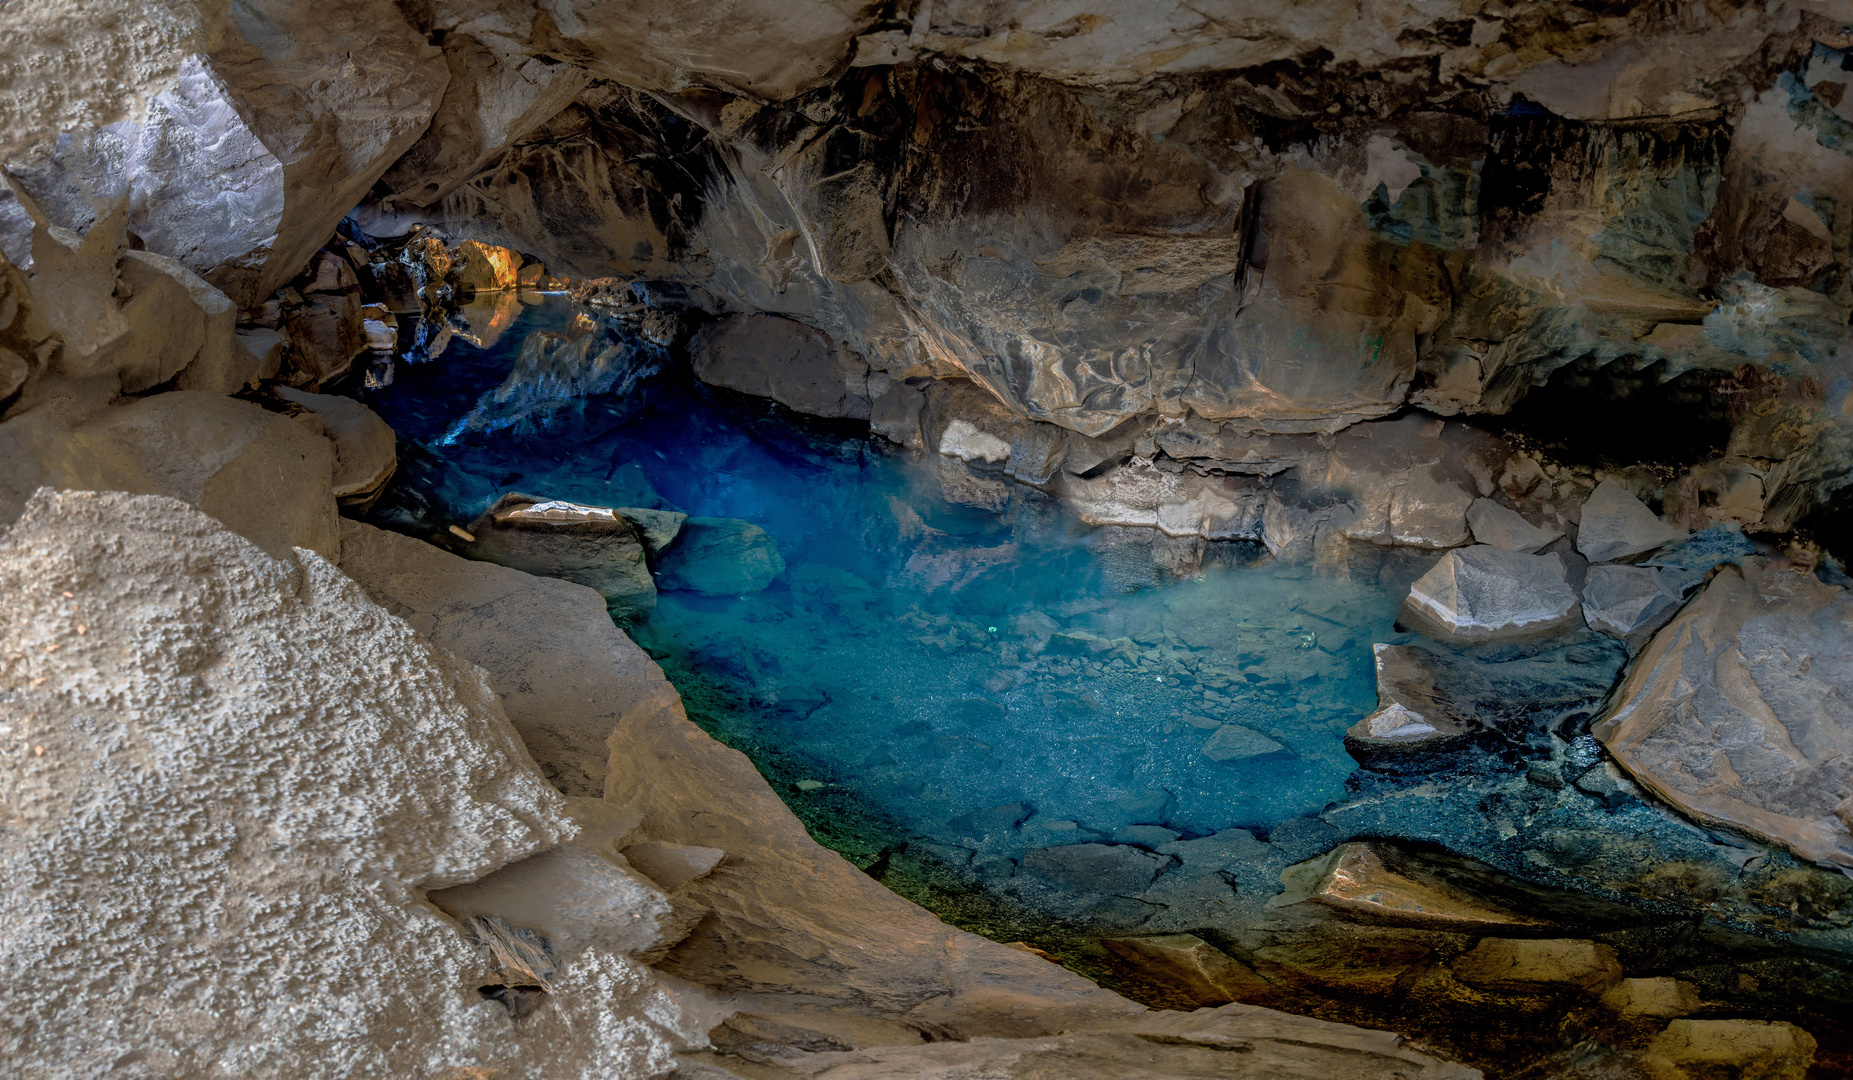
[273,385,397,509]
[5,1,449,305]
[1594,558,1853,870]
[1577,479,1685,563]
[464,492,656,616]
[1581,564,1683,649]
[1399,545,1582,644]
[654,517,785,595]
[0,490,694,1077]
[691,312,871,419]
[0,389,339,559]
[1467,498,1562,554]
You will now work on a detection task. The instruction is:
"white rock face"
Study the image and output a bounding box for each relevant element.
[0,490,703,1078]
[1400,545,1581,644]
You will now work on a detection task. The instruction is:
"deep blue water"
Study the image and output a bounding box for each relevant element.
[366,299,1466,856]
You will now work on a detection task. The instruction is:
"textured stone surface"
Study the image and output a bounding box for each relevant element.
[273,385,397,504]
[692,312,871,419]
[1401,545,1581,644]
[0,490,699,1078]
[1102,934,1269,1007]
[1451,939,1623,994]
[1272,843,1554,934]
[1467,498,1562,554]
[465,491,656,615]
[1602,977,1702,1019]
[1577,479,1686,563]
[1582,563,1683,648]
[655,517,786,595]
[1645,1020,1816,1080]
[1594,559,1853,870]
[0,390,339,559]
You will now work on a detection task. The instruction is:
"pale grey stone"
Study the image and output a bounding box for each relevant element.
[1467,497,1562,553]
[274,385,398,505]
[1581,563,1681,647]
[1577,479,1685,563]
[1400,545,1581,644]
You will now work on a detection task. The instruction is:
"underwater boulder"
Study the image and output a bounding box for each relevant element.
[654,517,786,595]
[465,492,656,616]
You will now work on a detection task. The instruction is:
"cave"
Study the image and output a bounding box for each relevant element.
[4,4,1853,1079]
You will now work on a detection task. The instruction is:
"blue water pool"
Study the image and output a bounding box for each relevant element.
[366,299,1546,861]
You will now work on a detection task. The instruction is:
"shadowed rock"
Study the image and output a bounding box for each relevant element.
[465,492,656,615]
[1577,479,1685,563]
[1467,498,1562,553]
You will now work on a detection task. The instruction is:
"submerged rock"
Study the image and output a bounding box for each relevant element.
[1400,545,1581,644]
[1102,934,1269,1007]
[1645,1020,1816,1080]
[1451,938,1623,994]
[1577,479,1686,563]
[465,492,656,615]
[654,517,786,595]
[1200,723,1285,762]
[1594,558,1853,870]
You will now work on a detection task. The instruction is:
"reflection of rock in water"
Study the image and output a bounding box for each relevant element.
[441,316,659,442]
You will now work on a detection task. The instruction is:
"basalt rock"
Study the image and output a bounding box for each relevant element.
[692,312,871,419]
[274,385,398,509]
[654,516,786,596]
[465,492,657,615]
[1400,546,1582,644]
[1594,558,1853,870]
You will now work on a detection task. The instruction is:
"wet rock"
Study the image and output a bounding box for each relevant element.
[1345,641,1623,772]
[0,390,338,559]
[1102,934,1269,1006]
[654,517,786,595]
[1602,977,1701,1019]
[1020,843,1169,895]
[1644,1019,1816,1080]
[273,386,397,509]
[1581,564,1682,649]
[1467,498,1562,554]
[692,313,871,419]
[1200,724,1285,762]
[1400,545,1581,644]
[1451,938,1623,995]
[465,492,656,616]
[454,239,522,293]
[1056,458,1265,540]
[614,506,687,555]
[1577,479,1685,563]
[1594,559,1853,870]
[1272,842,1553,934]
[1251,936,1435,996]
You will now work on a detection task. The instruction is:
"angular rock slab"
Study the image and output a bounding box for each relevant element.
[1582,563,1683,649]
[274,385,398,507]
[692,312,870,419]
[1400,545,1581,644]
[1451,938,1623,994]
[1577,479,1685,563]
[1467,497,1562,554]
[1594,559,1853,870]
[1646,1020,1815,1080]
[1346,641,1624,772]
[466,491,656,616]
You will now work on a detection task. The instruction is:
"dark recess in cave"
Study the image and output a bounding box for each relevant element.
[1488,356,1733,470]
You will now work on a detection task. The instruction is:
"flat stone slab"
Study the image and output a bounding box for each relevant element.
[1594,558,1853,870]
[1466,497,1561,553]
[1577,478,1684,562]
[467,491,656,615]
[1200,723,1285,761]
[1400,544,1581,644]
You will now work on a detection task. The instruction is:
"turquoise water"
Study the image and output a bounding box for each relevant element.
[366,300,1504,856]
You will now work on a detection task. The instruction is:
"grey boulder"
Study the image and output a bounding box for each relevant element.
[1467,498,1563,554]
[1576,479,1684,563]
[1581,564,1683,649]
[465,492,656,616]
[1200,724,1285,762]
[691,313,871,419]
[1400,545,1581,644]
[654,517,786,595]
[273,385,397,509]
